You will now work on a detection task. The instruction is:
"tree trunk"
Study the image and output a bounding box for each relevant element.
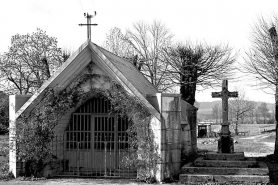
[180,63,197,105]
[274,85,278,156]
[269,27,278,157]
[180,83,196,105]
[42,58,51,79]
[180,77,197,105]
[235,114,239,136]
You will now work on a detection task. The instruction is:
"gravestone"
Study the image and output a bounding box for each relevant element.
[212,80,238,153]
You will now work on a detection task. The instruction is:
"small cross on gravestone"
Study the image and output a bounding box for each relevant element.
[212,79,238,153]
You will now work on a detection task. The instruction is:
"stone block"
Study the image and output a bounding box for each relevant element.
[168,112,181,122]
[180,174,214,183]
[181,130,191,142]
[205,152,245,161]
[181,123,190,131]
[173,129,180,143]
[146,93,161,113]
[180,174,269,184]
[194,157,259,168]
[213,174,269,184]
[181,166,269,175]
[171,149,181,163]
[182,145,195,156]
[218,135,234,153]
[161,95,181,112]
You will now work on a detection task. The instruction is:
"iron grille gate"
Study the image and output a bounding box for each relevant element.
[51,97,136,178]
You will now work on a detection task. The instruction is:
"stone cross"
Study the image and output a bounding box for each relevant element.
[212,80,238,153]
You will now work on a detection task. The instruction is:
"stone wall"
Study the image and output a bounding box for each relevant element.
[180,100,198,161]
[147,93,184,181]
[9,95,32,177]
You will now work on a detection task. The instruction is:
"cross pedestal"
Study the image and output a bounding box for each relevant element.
[212,80,238,153]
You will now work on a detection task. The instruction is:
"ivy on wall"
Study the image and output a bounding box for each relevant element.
[13,74,160,181]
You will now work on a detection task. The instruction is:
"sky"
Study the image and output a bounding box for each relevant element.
[0,0,278,103]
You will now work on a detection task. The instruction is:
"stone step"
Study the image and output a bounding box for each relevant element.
[204,152,245,160]
[194,157,262,168]
[181,166,269,175]
[179,174,269,184]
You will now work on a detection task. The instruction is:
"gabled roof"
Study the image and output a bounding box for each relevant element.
[16,39,160,120]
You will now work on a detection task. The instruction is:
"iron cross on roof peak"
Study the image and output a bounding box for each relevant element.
[79,12,98,40]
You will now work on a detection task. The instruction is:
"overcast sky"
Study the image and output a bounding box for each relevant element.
[1,0,278,103]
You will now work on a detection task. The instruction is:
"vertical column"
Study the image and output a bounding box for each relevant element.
[147,93,182,181]
[9,95,32,177]
[161,94,181,180]
[180,100,198,158]
[146,93,163,181]
[221,80,229,135]
[9,95,17,177]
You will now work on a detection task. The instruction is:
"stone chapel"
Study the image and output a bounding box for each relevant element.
[9,39,197,182]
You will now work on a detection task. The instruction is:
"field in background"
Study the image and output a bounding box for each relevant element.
[198,131,276,156]
[210,124,275,135]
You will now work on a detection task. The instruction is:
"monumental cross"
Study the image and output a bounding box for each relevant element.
[212,80,238,153]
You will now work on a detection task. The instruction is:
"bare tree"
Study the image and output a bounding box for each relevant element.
[0,91,8,134]
[104,27,133,58]
[104,21,174,92]
[212,104,220,124]
[242,15,278,157]
[0,28,64,94]
[257,102,271,124]
[165,43,236,105]
[228,88,255,135]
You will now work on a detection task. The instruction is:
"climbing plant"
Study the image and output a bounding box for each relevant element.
[13,74,160,180]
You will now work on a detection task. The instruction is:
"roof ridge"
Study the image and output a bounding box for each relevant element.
[92,42,159,93]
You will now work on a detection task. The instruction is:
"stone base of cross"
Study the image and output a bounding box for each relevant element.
[212,80,238,153]
[217,134,234,153]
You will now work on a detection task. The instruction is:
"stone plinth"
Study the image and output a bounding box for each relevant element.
[218,135,234,153]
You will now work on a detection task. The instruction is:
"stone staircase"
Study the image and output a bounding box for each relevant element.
[180,152,269,184]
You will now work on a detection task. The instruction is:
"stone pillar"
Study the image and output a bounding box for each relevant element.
[9,95,32,177]
[147,93,181,181]
[180,100,198,157]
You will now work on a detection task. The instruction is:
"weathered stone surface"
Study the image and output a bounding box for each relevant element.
[194,157,259,168]
[181,166,268,175]
[218,135,234,153]
[180,152,269,185]
[205,152,245,160]
[180,174,269,184]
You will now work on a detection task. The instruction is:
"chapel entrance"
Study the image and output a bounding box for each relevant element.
[56,96,136,178]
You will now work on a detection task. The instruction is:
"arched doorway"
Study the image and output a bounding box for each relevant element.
[57,96,135,177]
